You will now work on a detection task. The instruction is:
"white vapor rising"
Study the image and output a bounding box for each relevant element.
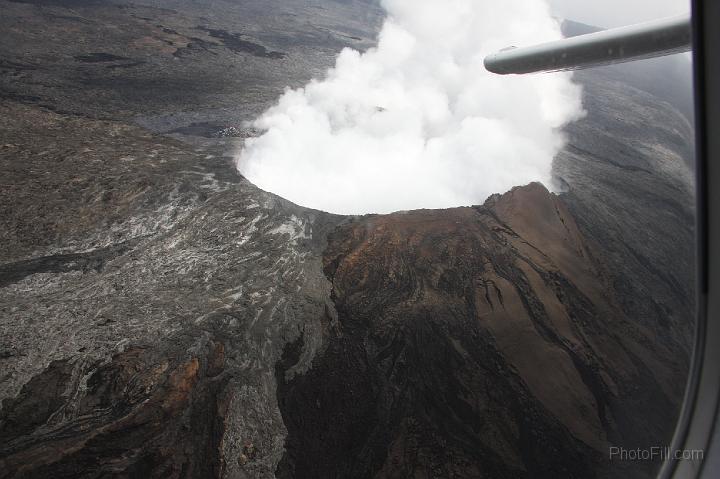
[236,0,583,215]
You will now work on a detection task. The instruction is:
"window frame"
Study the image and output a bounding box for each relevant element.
[659,1,720,477]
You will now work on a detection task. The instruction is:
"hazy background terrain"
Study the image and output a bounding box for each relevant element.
[549,0,690,27]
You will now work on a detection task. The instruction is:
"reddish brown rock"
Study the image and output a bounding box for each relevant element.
[275,183,686,479]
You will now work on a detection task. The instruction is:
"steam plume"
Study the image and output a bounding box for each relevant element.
[236,0,583,214]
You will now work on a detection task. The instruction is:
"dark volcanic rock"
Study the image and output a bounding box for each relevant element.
[555,22,695,362]
[554,67,695,356]
[196,27,286,59]
[74,53,130,63]
[276,184,684,479]
[1,346,225,477]
[0,100,343,478]
[0,0,384,124]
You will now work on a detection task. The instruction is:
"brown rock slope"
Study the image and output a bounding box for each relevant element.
[276,183,687,479]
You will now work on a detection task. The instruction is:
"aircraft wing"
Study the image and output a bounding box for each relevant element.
[484,14,691,75]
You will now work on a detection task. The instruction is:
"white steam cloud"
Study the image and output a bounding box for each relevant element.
[236,0,583,215]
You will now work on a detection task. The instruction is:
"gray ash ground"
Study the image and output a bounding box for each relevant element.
[0,1,695,478]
